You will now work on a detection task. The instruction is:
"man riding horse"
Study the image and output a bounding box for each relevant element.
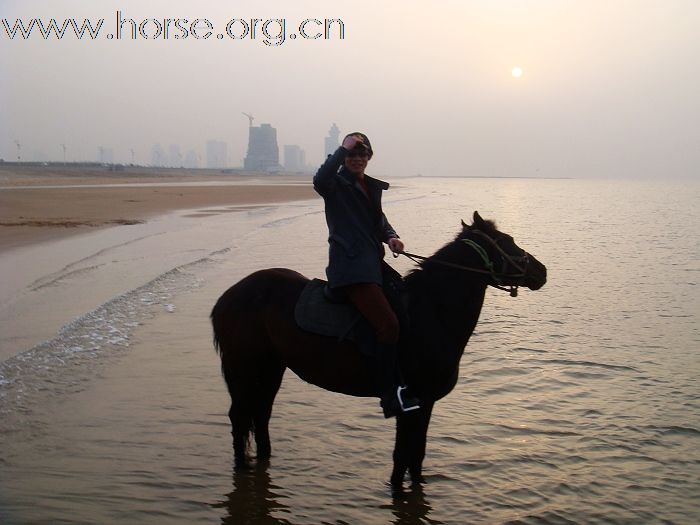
[313,132,420,418]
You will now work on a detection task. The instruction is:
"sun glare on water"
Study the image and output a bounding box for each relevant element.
[511,67,523,78]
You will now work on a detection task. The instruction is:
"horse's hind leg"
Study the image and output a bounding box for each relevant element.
[251,360,285,460]
[222,354,261,468]
[224,361,284,467]
[228,401,250,467]
[223,367,256,468]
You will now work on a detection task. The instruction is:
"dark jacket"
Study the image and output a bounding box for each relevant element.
[313,147,398,288]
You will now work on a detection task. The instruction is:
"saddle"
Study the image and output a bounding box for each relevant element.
[294,278,363,342]
[294,263,408,356]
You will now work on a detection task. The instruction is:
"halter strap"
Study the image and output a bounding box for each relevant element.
[398,230,526,297]
[461,238,494,273]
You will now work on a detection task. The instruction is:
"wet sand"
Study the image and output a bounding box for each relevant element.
[0,165,314,252]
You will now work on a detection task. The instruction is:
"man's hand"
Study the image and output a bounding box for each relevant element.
[388,237,404,257]
[342,134,364,151]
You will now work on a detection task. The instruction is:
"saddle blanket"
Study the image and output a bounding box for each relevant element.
[294,278,362,341]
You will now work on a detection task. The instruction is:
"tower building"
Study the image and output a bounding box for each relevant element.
[324,123,340,157]
[244,123,280,171]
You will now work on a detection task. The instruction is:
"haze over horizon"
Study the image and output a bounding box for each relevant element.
[2,0,698,179]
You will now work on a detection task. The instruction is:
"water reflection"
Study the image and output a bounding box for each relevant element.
[213,461,291,525]
[389,485,444,525]
[213,460,445,525]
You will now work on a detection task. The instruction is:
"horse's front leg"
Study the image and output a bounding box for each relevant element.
[391,403,434,488]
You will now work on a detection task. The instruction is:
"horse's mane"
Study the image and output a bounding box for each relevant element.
[403,218,499,287]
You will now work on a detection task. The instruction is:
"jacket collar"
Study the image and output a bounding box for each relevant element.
[337,167,390,191]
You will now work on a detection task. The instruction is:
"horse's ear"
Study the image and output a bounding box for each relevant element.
[473,211,485,228]
[461,219,468,229]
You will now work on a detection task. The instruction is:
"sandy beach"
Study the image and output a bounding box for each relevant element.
[0,164,319,363]
[0,165,315,252]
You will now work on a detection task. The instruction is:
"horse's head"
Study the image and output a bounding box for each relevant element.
[458,211,547,294]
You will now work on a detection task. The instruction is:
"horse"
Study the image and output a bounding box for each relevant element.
[211,211,547,488]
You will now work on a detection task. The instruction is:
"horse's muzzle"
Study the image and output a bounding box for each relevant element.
[524,255,547,290]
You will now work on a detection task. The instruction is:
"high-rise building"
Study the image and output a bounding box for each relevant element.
[151,143,165,166]
[324,123,340,157]
[206,140,227,169]
[284,145,306,172]
[168,144,182,168]
[98,146,114,164]
[244,123,280,171]
[184,150,199,169]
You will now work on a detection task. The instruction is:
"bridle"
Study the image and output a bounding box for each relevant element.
[397,229,531,297]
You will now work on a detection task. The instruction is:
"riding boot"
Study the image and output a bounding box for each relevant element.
[374,343,420,418]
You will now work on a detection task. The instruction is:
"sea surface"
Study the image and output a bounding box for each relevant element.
[0,177,698,524]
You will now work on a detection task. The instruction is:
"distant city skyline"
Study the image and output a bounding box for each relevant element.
[5,119,331,171]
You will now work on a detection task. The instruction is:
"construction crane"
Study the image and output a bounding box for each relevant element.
[242,112,254,128]
[14,140,21,161]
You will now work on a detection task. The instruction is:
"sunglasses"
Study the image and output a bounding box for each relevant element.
[347,149,370,158]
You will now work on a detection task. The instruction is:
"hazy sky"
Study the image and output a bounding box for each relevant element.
[2,0,698,178]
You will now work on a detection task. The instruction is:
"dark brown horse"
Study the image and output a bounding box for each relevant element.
[211,211,547,488]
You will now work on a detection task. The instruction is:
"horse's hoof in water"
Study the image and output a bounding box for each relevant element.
[389,467,407,489]
[390,471,407,491]
[410,474,426,485]
[233,456,252,471]
[409,467,425,485]
[253,458,271,471]
[389,480,405,497]
[255,448,272,461]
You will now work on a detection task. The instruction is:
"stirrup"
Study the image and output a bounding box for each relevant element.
[397,386,420,412]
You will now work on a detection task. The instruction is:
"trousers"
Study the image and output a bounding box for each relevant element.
[344,282,402,403]
[344,283,400,345]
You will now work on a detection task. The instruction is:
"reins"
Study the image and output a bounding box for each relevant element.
[397,230,528,297]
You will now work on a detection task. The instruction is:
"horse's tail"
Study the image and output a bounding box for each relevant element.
[210,297,247,406]
[210,296,227,358]
[210,284,256,461]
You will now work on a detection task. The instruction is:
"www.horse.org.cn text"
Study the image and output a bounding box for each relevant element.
[2,11,346,47]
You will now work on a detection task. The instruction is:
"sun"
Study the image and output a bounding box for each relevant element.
[511,67,523,78]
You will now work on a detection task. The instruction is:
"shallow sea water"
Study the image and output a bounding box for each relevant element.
[0,177,698,524]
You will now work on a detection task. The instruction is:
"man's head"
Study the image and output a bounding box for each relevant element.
[343,132,372,176]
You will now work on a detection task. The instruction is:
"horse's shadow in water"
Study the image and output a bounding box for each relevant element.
[213,460,443,525]
[213,461,292,525]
